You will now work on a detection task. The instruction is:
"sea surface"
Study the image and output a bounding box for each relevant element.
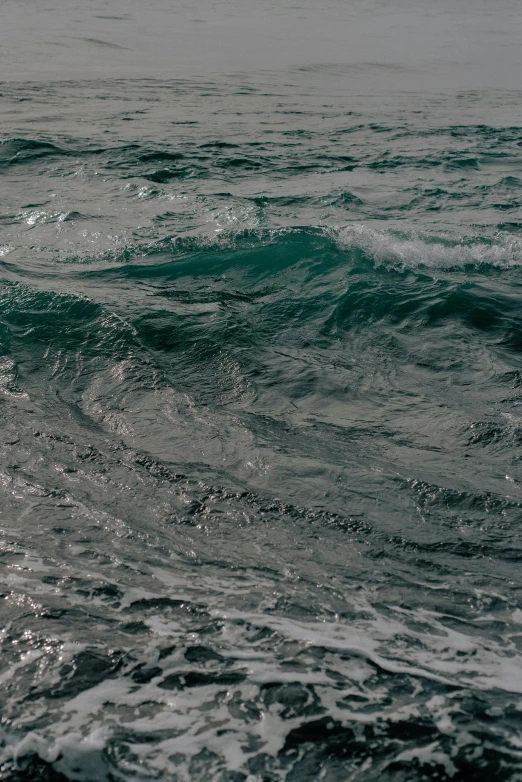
[2,1,522,780]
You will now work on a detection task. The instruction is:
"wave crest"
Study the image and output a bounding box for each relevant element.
[337,224,522,269]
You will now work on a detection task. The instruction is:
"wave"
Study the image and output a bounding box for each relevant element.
[47,222,520,275]
[0,138,70,166]
[141,224,522,272]
[145,223,522,274]
[336,224,522,270]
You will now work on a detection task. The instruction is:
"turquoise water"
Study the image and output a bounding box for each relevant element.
[2,3,522,780]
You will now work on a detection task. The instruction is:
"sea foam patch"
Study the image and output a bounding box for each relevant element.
[337,223,522,269]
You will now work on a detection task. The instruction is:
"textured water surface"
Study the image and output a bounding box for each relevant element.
[2,3,522,780]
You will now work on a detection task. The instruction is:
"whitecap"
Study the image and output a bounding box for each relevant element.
[337,223,522,269]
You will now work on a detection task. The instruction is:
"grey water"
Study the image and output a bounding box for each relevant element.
[2,1,522,780]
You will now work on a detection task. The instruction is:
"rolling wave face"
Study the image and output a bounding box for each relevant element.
[2,74,522,781]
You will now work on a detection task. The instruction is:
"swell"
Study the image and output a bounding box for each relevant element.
[3,117,522,181]
[4,225,522,387]
[2,221,522,519]
[51,224,522,277]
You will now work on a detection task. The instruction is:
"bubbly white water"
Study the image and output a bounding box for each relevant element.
[338,225,522,269]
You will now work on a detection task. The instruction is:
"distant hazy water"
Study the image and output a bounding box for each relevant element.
[2,0,522,87]
[2,2,522,781]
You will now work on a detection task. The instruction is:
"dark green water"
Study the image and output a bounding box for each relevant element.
[2,5,522,779]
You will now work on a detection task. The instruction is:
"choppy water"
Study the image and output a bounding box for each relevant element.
[2,2,522,780]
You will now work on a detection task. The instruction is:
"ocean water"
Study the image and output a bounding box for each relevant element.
[2,1,522,780]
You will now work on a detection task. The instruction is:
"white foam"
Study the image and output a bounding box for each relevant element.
[213,604,522,695]
[0,357,28,398]
[2,556,522,779]
[392,740,458,777]
[337,223,522,269]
